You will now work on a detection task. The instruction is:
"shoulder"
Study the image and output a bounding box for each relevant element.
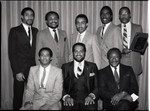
[32,27,38,31]
[85,61,97,67]
[62,61,73,68]
[58,29,67,36]
[9,24,22,31]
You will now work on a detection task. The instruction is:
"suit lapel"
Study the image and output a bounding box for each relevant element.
[82,31,90,44]
[68,62,75,92]
[84,61,91,91]
[34,65,41,89]
[130,23,135,45]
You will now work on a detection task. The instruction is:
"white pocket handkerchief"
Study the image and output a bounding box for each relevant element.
[89,73,95,77]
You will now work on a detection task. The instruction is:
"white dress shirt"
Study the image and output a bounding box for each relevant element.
[101,22,111,36]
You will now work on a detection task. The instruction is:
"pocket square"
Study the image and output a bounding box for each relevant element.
[89,73,95,77]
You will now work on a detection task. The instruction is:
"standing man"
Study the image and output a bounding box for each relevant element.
[62,43,99,110]
[96,6,122,69]
[98,48,139,110]
[20,47,63,110]
[35,11,69,68]
[8,7,38,110]
[69,14,101,70]
[118,7,143,79]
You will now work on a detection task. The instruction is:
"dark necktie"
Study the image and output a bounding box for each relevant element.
[123,24,128,49]
[114,67,120,88]
[28,27,32,46]
[41,68,46,89]
[53,29,58,43]
[101,24,105,39]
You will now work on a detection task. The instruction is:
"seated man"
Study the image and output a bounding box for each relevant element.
[98,48,139,110]
[20,47,63,110]
[61,43,99,110]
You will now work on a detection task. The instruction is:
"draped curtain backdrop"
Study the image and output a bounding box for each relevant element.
[1,1,148,110]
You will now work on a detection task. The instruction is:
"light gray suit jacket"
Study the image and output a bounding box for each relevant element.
[69,31,101,69]
[35,28,69,68]
[23,65,63,110]
[118,23,143,76]
[96,22,122,69]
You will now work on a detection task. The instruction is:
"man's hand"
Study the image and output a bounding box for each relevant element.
[85,95,95,105]
[111,91,127,105]
[16,72,25,81]
[64,96,74,106]
[122,48,132,54]
[39,104,50,110]
[24,101,33,110]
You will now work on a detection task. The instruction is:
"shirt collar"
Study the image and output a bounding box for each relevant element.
[121,21,131,27]
[110,64,120,71]
[40,63,51,69]
[78,30,86,36]
[48,27,58,32]
[74,60,85,67]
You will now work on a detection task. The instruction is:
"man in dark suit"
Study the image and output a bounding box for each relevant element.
[35,11,69,68]
[118,7,143,80]
[62,43,99,110]
[98,48,139,110]
[8,7,38,110]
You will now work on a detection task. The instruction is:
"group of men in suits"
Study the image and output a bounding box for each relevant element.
[8,5,142,110]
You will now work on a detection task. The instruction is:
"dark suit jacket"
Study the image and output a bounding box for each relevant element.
[98,64,139,108]
[8,24,38,79]
[118,23,143,76]
[62,61,99,100]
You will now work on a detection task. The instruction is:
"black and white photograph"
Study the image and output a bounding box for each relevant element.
[1,1,148,110]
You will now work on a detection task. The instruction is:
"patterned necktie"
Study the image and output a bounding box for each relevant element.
[28,27,32,46]
[53,29,58,43]
[114,67,119,87]
[77,64,82,78]
[123,24,128,49]
[41,68,46,88]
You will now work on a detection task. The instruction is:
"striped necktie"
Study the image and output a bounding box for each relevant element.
[123,24,128,49]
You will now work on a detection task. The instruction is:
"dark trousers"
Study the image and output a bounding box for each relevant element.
[103,100,138,110]
[13,79,25,110]
[62,99,97,110]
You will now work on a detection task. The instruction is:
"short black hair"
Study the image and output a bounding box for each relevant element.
[75,14,88,24]
[100,6,113,21]
[72,43,86,52]
[38,47,53,57]
[45,11,59,20]
[21,7,35,17]
[107,48,122,59]
[119,7,131,15]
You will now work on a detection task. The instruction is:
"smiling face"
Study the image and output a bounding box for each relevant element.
[39,50,52,67]
[119,8,131,24]
[75,17,88,34]
[100,7,112,24]
[108,50,121,67]
[73,45,85,62]
[21,10,34,26]
[46,13,59,29]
